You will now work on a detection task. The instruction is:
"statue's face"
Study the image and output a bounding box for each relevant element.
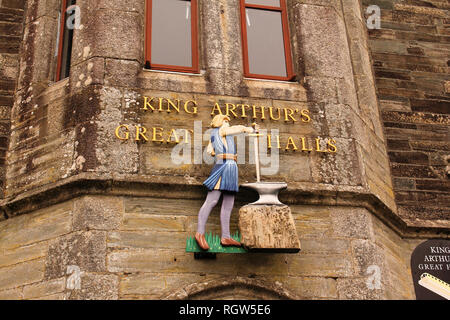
[222,120,230,128]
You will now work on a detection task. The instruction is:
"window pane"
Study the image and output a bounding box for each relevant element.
[55,12,61,58]
[246,0,280,7]
[151,0,192,67]
[245,8,287,77]
[60,26,74,79]
[58,0,76,80]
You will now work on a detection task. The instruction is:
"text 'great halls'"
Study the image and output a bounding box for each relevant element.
[114,96,338,153]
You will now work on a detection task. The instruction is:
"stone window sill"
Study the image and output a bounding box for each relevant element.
[48,77,69,89]
[138,68,207,93]
[243,77,307,101]
[141,68,206,77]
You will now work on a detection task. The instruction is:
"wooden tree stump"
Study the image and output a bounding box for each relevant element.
[238,205,301,253]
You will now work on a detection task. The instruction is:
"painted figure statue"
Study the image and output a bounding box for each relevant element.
[195,115,257,250]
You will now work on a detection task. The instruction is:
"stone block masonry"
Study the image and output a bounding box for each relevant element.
[0,0,448,300]
[0,195,426,300]
[363,0,450,227]
[0,0,24,197]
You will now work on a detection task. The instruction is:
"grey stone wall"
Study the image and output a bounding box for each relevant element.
[0,195,424,300]
[0,0,448,300]
[3,0,398,223]
[363,0,450,228]
[0,0,25,198]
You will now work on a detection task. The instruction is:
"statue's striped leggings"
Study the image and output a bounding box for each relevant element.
[197,190,235,239]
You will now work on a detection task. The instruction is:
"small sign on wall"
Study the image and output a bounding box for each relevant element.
[410,240,450,300]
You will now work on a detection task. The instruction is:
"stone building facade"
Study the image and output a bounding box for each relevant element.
[0,0,448,300]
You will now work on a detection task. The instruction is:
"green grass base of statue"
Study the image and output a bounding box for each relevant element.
[186,231,248,254]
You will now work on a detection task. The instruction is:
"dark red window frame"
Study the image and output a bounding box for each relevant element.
[145,0,199,74]
[240,0,295,81]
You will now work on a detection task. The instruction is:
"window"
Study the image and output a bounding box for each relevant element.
[55,0,76,81]
[240,0,294,81]
[145,0,199,73]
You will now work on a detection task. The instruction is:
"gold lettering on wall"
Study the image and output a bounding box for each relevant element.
[184,100,198,114]
[115,97,341,154]
[136,126,149,141]
[226,103,238,118]
[285,137,299,151]
[114,125,339,153]
[183,129,193,144]
[284,108,297,122]
[301,137,313,152]
[115,125,130,140]
[237,104,249,118]
[167,99,181,113]
[315,138,328,153]
[141,96,198,115]
[167,129,181,144]
[152,127,164,143]
[301,109,311,123]
[269,107,281,121]
[327,139,338,153]
[142,97,156,111]
[252,106,266,120]
[211,103,223,116]
[275,135,281,150]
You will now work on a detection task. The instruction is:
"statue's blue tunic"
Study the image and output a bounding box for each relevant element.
[203,128,239,192]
